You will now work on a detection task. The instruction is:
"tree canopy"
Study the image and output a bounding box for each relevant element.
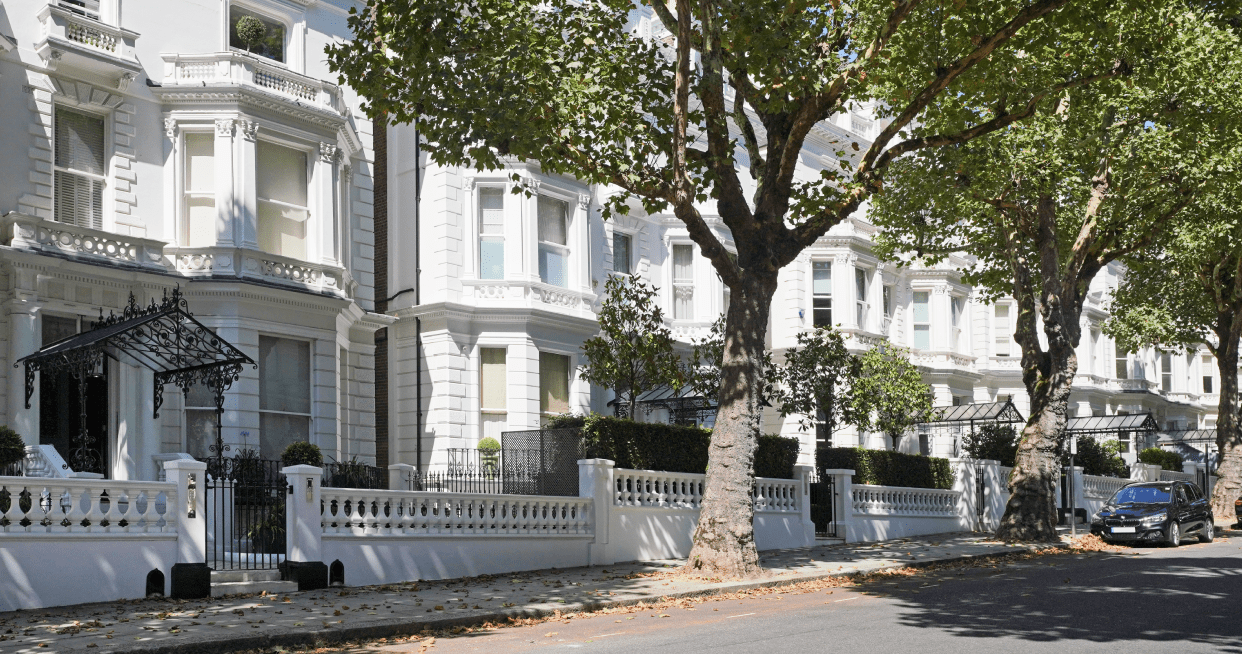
[329,0,1208,572]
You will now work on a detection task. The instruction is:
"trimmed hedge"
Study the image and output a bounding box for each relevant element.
[566,414,799,479]
[817,447,956,490]
[1137,447,1184,472]
[0,426,24,468]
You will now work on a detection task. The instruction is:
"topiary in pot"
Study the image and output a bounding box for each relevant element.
[281,441,323,468]
[234,15,267,54]
[478,437,501,479]
[0,426,25,471]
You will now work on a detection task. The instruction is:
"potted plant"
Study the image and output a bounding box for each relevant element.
[478,437,501,480]
[281,441,323,468]
[234,15,267,55]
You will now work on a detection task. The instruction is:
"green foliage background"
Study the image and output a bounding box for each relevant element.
[817,447,956,490]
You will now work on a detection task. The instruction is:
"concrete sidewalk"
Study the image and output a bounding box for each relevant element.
[0,533,1047,654]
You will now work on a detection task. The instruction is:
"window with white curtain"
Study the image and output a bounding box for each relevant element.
[479,187,505,279]
[184,133,216,247]
[912,291,930,350]
[537,196,569,287]
[480,348,507,441]
[994,304,1011,356]
[812,261,832,327]
[855,268,869,329]
[257,141,309,260]
[258,336,311,460]
[540,352,570,425]
[672,244,694,320]
[54,107,106,230]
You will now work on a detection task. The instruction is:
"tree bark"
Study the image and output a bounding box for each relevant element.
[684,274,776,578]
[1210,314,1241,518]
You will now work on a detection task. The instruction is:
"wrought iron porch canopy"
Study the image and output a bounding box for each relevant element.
[1158,429,1218,444]
[918,399,1025,425]
[16,289,255,419]
[1065,413,1158,435]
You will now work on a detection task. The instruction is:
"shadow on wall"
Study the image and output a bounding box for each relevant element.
[851,550,1242,647]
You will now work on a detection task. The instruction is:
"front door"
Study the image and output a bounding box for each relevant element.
[38,315,109,476]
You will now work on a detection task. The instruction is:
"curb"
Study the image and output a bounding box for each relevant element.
[107,544,1047,654]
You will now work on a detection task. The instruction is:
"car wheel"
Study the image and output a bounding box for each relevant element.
[1167,521,1181,547]
[1199,520,1214,543]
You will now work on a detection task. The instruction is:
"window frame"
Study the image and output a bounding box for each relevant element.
[1160,351,1173,393]
[181,129,217,247]
[479,346,508,441]
[477,185,507,280]
[52,104,110,231]
[538,350,573,424]
[254,137,313,260]
[993,303,1012,357]
[812,260,832,328]
[854,267,869,330]
[1202,353,1216,394]
[950,295,964,353]
[227,1,292,66]
[536,194,572,288]
[671,243,695,320]
[612,231,633,275]
[256,334,313,459]
[911,290,931,351]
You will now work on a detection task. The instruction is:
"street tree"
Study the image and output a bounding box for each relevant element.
[849,344,934,450]
[329,0,1180,574]
[772,327,857,446]
[870,10,1242,541]
[684,316,774,412]
[579,274,684,419]
[1106,200,1242,517]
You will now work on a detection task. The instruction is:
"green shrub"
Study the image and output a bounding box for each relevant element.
[281,441,323,468]
[754,434,801,479]
[544,413,587,430]
[960,423,1020,467]
[1060,437,1128,477]
[578,415,800,479]
[817,447,956,490]
[1137,447,1184,472]
[0,426,25,469]
[477,437,501,452]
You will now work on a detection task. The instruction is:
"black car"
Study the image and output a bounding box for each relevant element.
[1090,481,1214,546]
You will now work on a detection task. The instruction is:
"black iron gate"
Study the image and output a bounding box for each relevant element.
[810,476,837,538]
[205,456,287,570]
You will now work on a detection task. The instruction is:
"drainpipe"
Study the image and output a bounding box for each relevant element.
[414,128,423,473]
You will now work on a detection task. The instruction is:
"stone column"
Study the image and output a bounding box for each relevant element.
[165,459,209,599]
[579,458,614,566]
[949,458,978,531]
[282,464,327,590]
[7,300,39,444]
[1063,465,1085,525]
[388,463,415,491]
[793,464,816,546]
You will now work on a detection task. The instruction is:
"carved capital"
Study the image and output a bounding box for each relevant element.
[343,163,353,184]
[163,117,177,140]
[214,118,234,138]
[46,50,63,71]
[462,176,476,192]
[238,120,258,141]
[578,193,591,210]
[319,141,339,163]
[116,72,136,92]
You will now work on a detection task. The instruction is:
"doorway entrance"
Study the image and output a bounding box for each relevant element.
[39,315,109,476]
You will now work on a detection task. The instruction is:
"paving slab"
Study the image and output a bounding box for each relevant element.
[0,532,1045,654]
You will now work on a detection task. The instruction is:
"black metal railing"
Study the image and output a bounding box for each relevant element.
[404,428,584,497]
[0,460,24,477]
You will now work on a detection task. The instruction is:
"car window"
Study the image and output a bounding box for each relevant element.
[1188,484,1202,501]
[1112,485,1171,504]
[1175,486,1189,504]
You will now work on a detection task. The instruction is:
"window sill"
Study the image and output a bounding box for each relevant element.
[460,279,596,313]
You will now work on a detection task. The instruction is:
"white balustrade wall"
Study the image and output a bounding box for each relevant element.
[1082,474,1130,500]
[0,475,184,611]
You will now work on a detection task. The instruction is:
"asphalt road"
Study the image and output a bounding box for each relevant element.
[359,536,1242,654]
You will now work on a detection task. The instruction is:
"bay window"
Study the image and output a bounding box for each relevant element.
[912,291,930,350]
[54,107,106,230]
[184,132,216,247]
[537,196,569,287]
[258,336,311,460]
[812,261,832,327]
[480,348,507,440]
[672,244,694,319]
[256,141,309,260]
[539,352,570,424]
[479,187,505,279]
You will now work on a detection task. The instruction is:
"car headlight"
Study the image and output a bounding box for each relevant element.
[1091,512,1104,524]
[1140,513,1167,525]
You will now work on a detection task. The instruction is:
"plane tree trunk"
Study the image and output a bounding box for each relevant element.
[1210,313,1242,517]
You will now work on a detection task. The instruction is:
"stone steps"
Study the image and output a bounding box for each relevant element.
[210,568,298,597]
